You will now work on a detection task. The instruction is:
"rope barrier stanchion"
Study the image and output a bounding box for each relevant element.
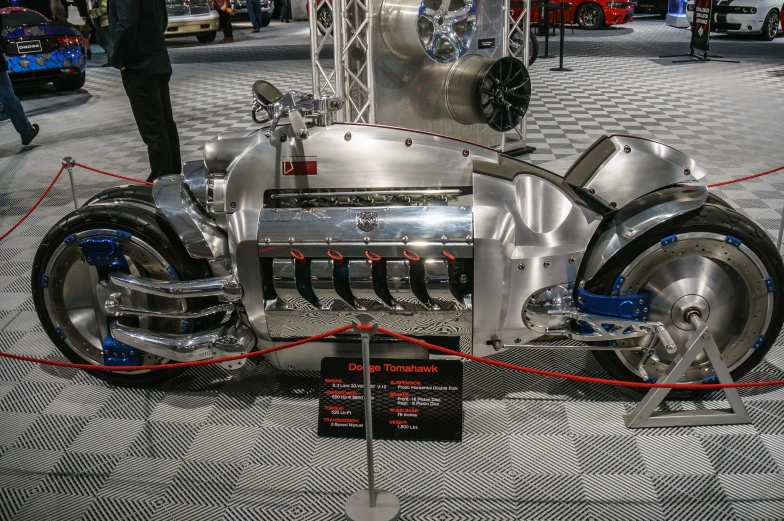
[0,160,152,243]
[63,156,79,210]
[0,324,352,371]
[706,165,784,188]
[71,161,153,186]
[362,325,784,390]
[0,162,67,243]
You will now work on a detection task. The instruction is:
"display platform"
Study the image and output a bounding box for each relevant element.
[1,18,784,521]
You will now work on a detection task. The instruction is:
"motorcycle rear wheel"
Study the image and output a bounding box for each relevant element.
[588,202,783,393]
[32,204,216,386]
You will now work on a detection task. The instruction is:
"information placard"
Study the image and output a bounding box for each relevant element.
[691,0,712,53]
[318,357,463,442]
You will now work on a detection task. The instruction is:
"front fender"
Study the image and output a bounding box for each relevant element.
[152,175,230,264]
[565,135,708,208]
[579,184,709,282]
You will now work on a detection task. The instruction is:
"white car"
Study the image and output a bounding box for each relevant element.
[686,0,783,40]
[165,0,221,43]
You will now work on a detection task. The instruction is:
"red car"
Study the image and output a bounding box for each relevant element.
[512,0,635,30]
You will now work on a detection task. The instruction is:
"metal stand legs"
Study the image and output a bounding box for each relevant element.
[345,315,400,521]
[625,314,751,428]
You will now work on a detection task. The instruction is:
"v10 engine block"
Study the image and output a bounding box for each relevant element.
[257,205,474,352]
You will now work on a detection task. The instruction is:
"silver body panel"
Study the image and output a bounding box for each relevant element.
[137,125,716,370]
[569,135,708,209]
[472,173,603,356]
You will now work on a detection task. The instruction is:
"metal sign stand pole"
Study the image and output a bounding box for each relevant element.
[345,315,400,521]
[63,156,78,210]
[625,313,751,428]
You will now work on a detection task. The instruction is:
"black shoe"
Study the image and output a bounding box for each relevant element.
[101,62,112,67]
[285,19,290,23]
[22,124,39,146]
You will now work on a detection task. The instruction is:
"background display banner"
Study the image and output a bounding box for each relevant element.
[318,357,463,441]
[691,0,712,52]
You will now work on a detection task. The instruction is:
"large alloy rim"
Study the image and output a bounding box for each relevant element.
[767,11,779,39]
[579,4,602,29]
[480,57,531,132]
[317,6,332,30]
[43,229,184,371]
[613,232,773,382]
[417,0,477,63]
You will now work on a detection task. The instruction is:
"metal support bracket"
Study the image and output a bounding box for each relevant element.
[345,313,400,521]
[624,315,751,428]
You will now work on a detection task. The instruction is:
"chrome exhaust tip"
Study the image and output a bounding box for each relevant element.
[109,320,254,362]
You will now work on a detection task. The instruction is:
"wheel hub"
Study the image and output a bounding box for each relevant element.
[614,233,772,382]
[670,294,710,331]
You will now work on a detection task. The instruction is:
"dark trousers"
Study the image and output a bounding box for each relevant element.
[121,70,181,182]
[218,9,233,38]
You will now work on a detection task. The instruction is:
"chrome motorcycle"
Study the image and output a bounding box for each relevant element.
[32,81,783,388]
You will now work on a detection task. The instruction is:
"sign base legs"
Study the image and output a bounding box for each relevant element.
[345,490,401,521]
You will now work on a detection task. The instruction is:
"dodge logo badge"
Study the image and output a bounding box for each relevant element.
[357,211,378,232]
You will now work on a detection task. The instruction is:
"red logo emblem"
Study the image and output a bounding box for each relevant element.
[24,29,31,35]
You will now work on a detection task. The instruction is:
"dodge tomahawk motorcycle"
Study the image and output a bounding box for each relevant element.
[32,80,783,389]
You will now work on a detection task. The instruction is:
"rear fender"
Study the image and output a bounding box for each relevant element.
[565,134,708,209]
[579,184,709,283]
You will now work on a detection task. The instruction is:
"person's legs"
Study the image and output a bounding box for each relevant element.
[97,25,114,63]
[218,10,234,39]
[280,0,289,21]
[121,70,173,181]
[0,71,34,141]
[156,73,181,177]
[247,0,261,29]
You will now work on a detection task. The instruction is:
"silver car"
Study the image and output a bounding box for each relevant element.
[165,0,220,43]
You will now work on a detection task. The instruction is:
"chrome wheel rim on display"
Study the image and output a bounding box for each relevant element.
[43,229,183,371]
[381,0,476,63]
[613,233,773,382]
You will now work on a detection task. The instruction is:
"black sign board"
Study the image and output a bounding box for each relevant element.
[691,0,712,53]
[318,357,463,442]
[478,38,496,50]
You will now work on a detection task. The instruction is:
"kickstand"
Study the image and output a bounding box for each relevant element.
[624,313,750,428]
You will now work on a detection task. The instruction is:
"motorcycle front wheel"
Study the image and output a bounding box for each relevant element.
[587,202,784,392]
[31,204,217,386]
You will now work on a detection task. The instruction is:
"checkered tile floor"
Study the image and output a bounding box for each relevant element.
[1,18,784,521]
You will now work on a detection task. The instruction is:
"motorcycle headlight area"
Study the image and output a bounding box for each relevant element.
[382,0,477,63]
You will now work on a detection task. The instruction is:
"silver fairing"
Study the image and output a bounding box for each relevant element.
[471,163,604,356]
[151,125,714,370]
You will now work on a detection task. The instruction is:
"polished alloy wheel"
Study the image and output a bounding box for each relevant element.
[43,229,183,371]
[417,0,477,63]
[613,233,773,382]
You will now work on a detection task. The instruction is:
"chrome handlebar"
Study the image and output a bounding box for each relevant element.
[251,89,344,141]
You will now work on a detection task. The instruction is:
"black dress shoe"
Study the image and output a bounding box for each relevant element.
[22,124,39,146]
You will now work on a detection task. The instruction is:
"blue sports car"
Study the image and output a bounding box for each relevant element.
[1,7,86,91]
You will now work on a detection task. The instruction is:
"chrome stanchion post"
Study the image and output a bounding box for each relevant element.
[63,156,78,210]
[345,314,400,521]
[776,205,784,252]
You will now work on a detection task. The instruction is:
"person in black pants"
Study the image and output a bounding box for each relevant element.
[108,0,181,182]
[216,0,234,43]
